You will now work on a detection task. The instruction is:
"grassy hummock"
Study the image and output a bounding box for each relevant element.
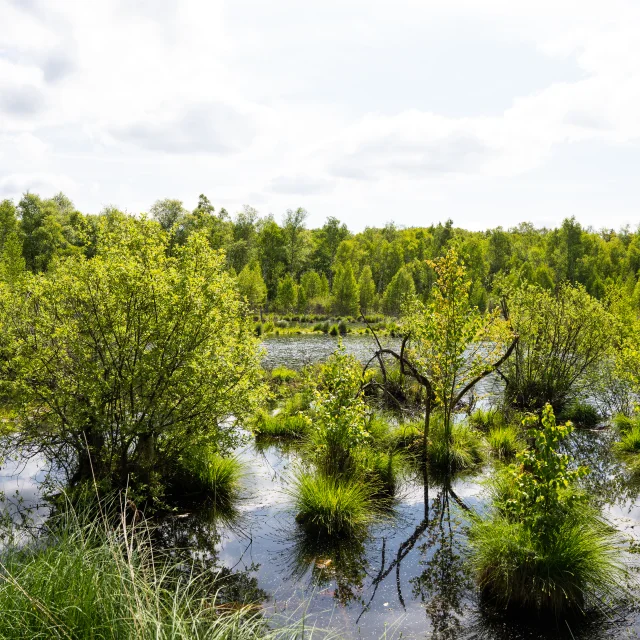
[290,472,378,537]
[487,425,522,460]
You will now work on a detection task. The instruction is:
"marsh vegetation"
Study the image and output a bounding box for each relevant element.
[1,195,640,638]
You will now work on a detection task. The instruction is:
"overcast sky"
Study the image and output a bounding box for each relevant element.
[1,0,639,231]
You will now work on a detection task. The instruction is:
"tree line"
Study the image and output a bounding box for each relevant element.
[2,192,640,316]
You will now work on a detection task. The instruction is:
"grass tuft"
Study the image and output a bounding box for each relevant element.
[290,472,378,537]
[487,425,522,460]
[469,507,626,616]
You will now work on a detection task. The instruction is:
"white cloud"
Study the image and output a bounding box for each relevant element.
[1,0,640,229]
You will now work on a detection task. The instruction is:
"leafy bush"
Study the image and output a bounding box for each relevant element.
[470,404,626,615]
[291,472,378,537]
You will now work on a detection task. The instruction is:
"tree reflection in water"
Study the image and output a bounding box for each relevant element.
[411,484,470,640]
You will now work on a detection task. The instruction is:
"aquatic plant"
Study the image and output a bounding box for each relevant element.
[290,472,378,537]
[487,425,522,460]
[428,418,485,472]
[615,424,640,454]
[469,404,626,615]
[252,410,308,440]
[560,401,601,428]
[270,366,298,384]
[0,503,326,640]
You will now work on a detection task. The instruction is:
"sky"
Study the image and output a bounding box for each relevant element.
[1,0,640,231]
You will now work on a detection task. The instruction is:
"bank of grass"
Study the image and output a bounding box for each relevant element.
[469,506,626,616]
[290,473,380,537]
[0,505,331,640]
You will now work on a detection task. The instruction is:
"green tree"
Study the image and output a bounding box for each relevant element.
[276,273,297,313]
[300,270,323,300]
[500,282,612,411]
[149,198,186,231]
[0,217,263,501]
[358,265,377,315]
[0,199,19,255]
[0,231,26,284]
[382,265,415,316]
[332,262,359,316]
[237,261,267,311]
[283,207,309,277]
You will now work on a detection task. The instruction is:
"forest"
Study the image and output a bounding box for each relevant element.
[1,191,640,639]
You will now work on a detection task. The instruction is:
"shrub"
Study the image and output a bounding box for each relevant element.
[487,425,522,460]
[470,404,626,616]
[270,366,298,384]
[262,321,274,334]
[560,402,601,428]
[470,508,626,615]
[275,320,289,329]
[329,324,339,336]
[615,424,640,454]
[290,472,377,537]
[338,320,348,335]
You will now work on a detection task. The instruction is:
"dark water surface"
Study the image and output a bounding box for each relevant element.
[2,334,640,639]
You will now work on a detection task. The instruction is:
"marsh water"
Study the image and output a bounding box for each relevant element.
[2,334,640,639]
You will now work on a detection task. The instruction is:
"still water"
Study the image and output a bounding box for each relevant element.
[2,334,640,639]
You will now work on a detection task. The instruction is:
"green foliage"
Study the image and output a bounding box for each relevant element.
[179,449,244,507]
[469,507,626,615]
[358,265,377,315]
[382,265,415,316]
[502,283,613,412]
[470,404,626,614]
[560,402,601,428]
[615,424,640,454]
[332,261,359,316]
[0,217,263,503]
[0,505,312,639]
[237,261,267,311]
[276,273,297,312]
[428,418,485,472]
[502,405,587,539]
[252,410,308,440]
[308,346,369,475]
[291,472,378,537]
[487,425,522,460]
[270,366,298,384]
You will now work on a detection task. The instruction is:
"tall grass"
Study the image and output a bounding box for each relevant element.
[290,473,379,537]
[487,425,522,460]
[615,424,640,454]
[177,448,244,507]
[252,410,308,440]
[0,504,331,639]
[469,506,626,616]
[428,419,485,472]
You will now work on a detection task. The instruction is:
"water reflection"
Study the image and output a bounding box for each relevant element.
[411,486,470,640]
